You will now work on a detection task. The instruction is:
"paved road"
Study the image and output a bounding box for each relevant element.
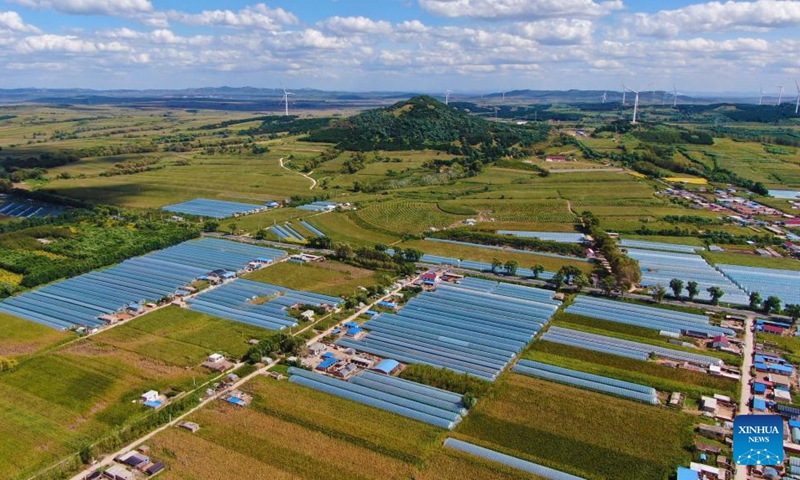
[734,315,755,480]
[67,278,410,480]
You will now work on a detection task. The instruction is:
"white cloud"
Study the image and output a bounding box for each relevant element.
[626,0,800,38]
[0,10,40,32]
[167,3,297,31]
[419,0,623,19]
[517,18,594,44]
[16,34,97,53]
[319,16,392,35]
[11,0,153,15]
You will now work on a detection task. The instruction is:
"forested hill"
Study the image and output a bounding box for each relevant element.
[303,95,550,154]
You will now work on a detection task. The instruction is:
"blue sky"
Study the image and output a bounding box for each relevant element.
[1,0,799,93]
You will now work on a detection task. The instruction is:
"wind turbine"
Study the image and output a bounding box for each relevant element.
[280,84,294,116]
[621,83,627,105]
[625,83,651,124]
[445,89,452,106]
[759,86,764,106]
[501,91,506,102]
[777,85,784,106]
[794,80,800,115]
[672,83,680,108]
[601,91,607,104]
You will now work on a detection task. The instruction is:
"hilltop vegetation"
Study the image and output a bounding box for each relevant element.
[304,96,549,161]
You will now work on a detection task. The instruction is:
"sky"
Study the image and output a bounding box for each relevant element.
[0,0,799,94]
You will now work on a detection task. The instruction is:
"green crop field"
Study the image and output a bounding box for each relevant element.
[701,251,800,271]
[304,211,401,246]
[0,312,69,357]
[245,260,380,297]
[355,200,466,234]
[453,373,694,480]
[147,376,445,480]
[523,341,738,398]
[401,239,592,273]
[416,448,545,480]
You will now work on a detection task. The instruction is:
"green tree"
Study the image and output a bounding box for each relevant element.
[600,276,616,296]
[573,273,590,292]
[748,291,763,310]
[202,220,219,232]
[403,248,423,262]
[550,272,565,291]
[669,278,684,300]
[228,222,237,235]
[504,260,519,276]
[531,264,545,279]
[491,258,502,273]
[333,242,354,260]
[686,281,699,301]
[707,286,725,305]
[253,229,267,240]
[651,284,667,303]
[763,296,782,315]
[785,304,800,323]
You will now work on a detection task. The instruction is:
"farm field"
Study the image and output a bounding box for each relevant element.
[523,340,738,398]
[244,260,380,297]
[147,376,445,480]
[355,200,466,234]
[304,211,402,246]
[452,373,693,480]
[701,251,800,271]
[0,312,69,357]
[0,305,273,480]
[401,239,592,273]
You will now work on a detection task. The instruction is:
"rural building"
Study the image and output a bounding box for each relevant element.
[179,421,200,433]
[141,390,159,403]
[545,155,566,162]
[701,397,717,413]
[668,392,684,408]
[308,342,326,356]
[372,359,400,375]
[300,310,315,321]
[351,356,374,368]
[334,363,358,378]
[103,465,135,480]
[345,327,365,339]
[117,451,150,469]
[676,467,699,480]
[145,462,165,476]
[316,357,339,371]
[696,443,721,454]
[711,335,730,350]
[207,353,224,363]
[697,424,729,440]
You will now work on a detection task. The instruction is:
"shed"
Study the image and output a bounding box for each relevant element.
[753,382,767,394]
[145,462,165,476]
[775,389,792,402]
[207,353,224,363]
[372,359,400,375]
[179,421,200,433]
[316,357,338,370]
[227,397,247,407]
[308,342,325,356]
[753,398,767,411]
[104,465,135,480]
[334,363,358,378]
[141,390,159,403]
[343,321,358,328]
[677,467,699,480]
[701,396,717,412]
[345,327,364,337]
[351,356,373,368]
[301,310,315,321]
[763,324,785,335]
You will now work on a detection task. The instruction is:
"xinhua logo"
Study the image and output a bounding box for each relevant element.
[733,415,784,466]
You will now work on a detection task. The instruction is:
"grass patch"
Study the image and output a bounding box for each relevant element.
[702,251,800,271]
[0,312,70,358]
[245,260,380,297]
[453,373,693,480]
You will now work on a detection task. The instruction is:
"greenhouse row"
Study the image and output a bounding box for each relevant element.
[513,359,659,405]
[717,264,800,305]
[424,238,589,262]
[446,277,561,305]
[619,239,700,254]
[270,224,304,241]
[0,238,287,330]
[497,231,587,244]
[443,438,586,480]
[566,296,734,337]
[421,254,555,280]
[541,326,724,367]
[337,281,560,381]
[625,248,749,305]
[296,201,338,211]
[187,279,340,330]
[0,199,62,219]
[300,220,325,237]
[162,198,269,219]
[288,367,464,429]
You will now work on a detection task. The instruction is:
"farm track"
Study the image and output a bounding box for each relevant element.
[279,156,317,190]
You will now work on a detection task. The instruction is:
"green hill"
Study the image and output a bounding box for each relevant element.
[303,95,549,159]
